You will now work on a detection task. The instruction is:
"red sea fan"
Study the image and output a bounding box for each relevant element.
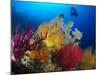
[56,43,83,70]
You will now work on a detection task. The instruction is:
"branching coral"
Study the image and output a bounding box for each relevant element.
[65,21,74,43]
[71,28,83,42]
[36,23,49,38]
[29,31,47,50]
[11,25,34,63]
[64,21,83,44]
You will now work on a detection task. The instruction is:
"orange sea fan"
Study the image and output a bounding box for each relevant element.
[79,48,96,69]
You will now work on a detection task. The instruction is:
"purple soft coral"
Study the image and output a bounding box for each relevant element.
[11,24,35,64]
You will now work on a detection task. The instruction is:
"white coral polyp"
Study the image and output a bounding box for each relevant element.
[72,28,83,40]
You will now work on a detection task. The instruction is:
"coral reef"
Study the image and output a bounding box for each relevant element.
[11,15,95,73]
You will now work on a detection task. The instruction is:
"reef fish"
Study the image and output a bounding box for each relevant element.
[70,7,78,17]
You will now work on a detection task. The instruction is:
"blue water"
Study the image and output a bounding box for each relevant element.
[11,1,96,50]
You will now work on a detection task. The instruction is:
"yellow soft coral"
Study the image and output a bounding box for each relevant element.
[45,24,65,50]
[79,48,96,69]
[36,17,66,51]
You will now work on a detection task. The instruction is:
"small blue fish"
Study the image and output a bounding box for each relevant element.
[59,14,64,18]
[70,7,78,17]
